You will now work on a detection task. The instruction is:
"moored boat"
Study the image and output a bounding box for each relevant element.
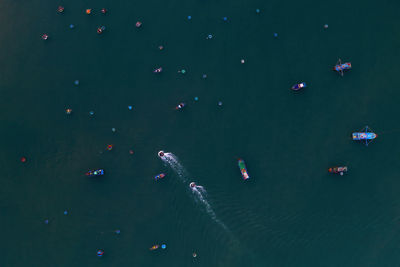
[155,173,166,181]
[291,82,306,91]
[352,126,377,146]
[86,169,104,177]
[149,244,159,250]
[238,159,250,180]
[333,59,351,76]
[175,102,186,110]
[328,166,348,176]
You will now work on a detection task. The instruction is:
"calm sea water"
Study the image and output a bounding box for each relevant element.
[1,0,400,266]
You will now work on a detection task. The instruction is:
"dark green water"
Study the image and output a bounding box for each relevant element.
[1,0,400,266]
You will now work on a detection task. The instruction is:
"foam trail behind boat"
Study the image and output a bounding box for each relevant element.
[159,152,229,232]
[160,152,187,182]
[191,185,229,231]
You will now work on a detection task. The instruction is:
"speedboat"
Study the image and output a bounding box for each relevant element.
[158,151,165,158]
[175,103,185,110]
[333,59,351,76]
[238,159,250,180]
[190,182,196,188]
[328,166,348,176]
[291,82,306,91]
[155,173,166,181]
[86,169,104,177]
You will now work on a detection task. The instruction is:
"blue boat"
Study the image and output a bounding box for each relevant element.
[352,126,377,146]
[291,82,306,91]
[333,59,352,76]
[86,169,104,177]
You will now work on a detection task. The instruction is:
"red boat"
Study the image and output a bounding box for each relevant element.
[328,166,348,176]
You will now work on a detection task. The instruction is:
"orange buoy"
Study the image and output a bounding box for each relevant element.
[86,9,92,14]
[20,157,27,163]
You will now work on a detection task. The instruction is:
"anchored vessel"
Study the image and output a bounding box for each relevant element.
[352,126,377,146]
[238,159,250,180]
[154,173,166,181]
[291,82,306,91]
[333,59,352,76]
[328,166,348,176]
[86,169,104,177]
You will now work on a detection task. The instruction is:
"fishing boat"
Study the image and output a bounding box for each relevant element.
[333,59,352,76]
[238,159,250,180]
[352,126,377,146]
[85,169,104,177]
[149,244,159,251]
[328,166,348,176]
[291,82,306,91]
[158,150,165,158]
[155,173,166,181]
[175,102,186,110]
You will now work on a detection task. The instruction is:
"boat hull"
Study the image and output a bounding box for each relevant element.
[155,173,166,180]
[86,169,104,177]
[238,159,250,180]
[291,82,306,91]
[328,166,348,174]
[352,132,377,140]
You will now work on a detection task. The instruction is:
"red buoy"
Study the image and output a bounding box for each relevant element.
[20,157,27,163]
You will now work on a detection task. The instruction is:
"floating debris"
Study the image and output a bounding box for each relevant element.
[101,8,107,14]
[74,80,79,86]
[194,96,199,101]
[44,219,49,224]
[324,24,329,29]
[69,24,75,29]
[256,8,260,13]
[128,105,133,110]
[97,26,106,34]
[192,252,197,258]
[206,34,213,39]
[57,6,64,13]
[223,17,228,21]
[273,33,278,38]
[218,101,223,106]
[63,210,68,215]
[135,21,142,28]
[89,111,94,116]
[202,74,207,79]
[115,229,121,234]
[41,34,49,40]
[241,59,245,64]
[111,128,116,132]
[187,15,192,20]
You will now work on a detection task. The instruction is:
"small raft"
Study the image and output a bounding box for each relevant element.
[328,166,348,176]
[238,159,250,180]
[86,169,104,177]
[291,82,306,91]
[155,173,166,181]
[352,126,377,146]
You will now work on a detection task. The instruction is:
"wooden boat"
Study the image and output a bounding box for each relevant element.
[333,59,352,76]
[149,244,159,250]
[155,173,166,181]
[291,82,306,91]
[238,159,250,180]
[85,169,104,177]
[328,166,348,176]
[352,126,377,146]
